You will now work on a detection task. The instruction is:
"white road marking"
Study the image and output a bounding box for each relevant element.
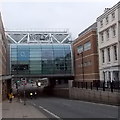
[38,105,61,119]
[20,99,23,103]
[69,99,118,108]
[62,103,71,107]
[33,103,36,106]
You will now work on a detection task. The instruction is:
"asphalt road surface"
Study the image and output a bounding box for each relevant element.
[12,83,119,119]
[28,97,118,119]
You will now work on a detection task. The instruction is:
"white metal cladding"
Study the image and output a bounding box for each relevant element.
[5,30,72,44]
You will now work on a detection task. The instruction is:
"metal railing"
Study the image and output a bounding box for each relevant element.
[72,80,120,92]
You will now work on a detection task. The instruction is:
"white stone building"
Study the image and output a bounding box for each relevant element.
[97,2,120,83]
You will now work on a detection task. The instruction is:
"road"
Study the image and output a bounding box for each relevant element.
[28,97,118,118]
[12,83,118,119]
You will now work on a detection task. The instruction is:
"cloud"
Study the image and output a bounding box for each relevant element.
[0,0,120,39]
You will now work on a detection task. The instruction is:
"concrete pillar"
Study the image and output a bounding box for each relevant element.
[68,80,73,98]
[111,71,113,82]
[119,70,120,81]
[0,80,2,102]
[69,80,73,88]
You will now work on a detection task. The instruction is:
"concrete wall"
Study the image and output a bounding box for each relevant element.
[52,88,69,98]
[69,87,120,105]
[0,80,2,103]
[47,81,120,105]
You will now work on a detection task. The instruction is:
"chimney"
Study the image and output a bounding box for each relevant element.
[104,8,111,13]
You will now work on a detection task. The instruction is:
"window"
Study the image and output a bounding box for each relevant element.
[102,49,105,63]
[84,41,91,51]
[100,20,103,27]
[112,12,115,20]
[106,16,109,24]
[112,25,116,37]
[101,32,104,42]
[113,45,117,61]
[12,64,29,71]
[107,47,110,62]
[88,61,92,66]
[106,29,109,39]
[77,45,83,53]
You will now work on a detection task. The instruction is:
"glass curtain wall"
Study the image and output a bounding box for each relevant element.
[10,44,72,76]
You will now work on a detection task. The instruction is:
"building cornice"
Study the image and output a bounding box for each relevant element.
[0,75,12,81]
[72,23,97,45]
[96,2,120,22]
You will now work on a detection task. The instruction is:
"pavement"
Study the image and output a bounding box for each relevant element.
[0,102,2,120]
[2,98,47,118]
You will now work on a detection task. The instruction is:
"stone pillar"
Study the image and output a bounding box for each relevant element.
[69,80,73,98]
[111,71,114,82]
[69,80,73,88]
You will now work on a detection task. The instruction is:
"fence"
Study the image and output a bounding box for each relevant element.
[72,80,120,92]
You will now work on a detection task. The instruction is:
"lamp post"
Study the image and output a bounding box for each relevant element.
[23,80,26,105]
[81,52,84,83]
[21,78,26,105]
[77,46,84,87]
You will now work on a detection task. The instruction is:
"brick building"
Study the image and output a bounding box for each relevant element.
[0,13,11,101]
[72,23,99,82]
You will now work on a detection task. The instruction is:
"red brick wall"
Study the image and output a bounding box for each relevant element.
[72,30,99,82]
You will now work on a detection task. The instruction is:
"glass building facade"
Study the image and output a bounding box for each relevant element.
[10,44,73,77]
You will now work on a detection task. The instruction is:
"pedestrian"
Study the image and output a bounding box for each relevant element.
[17,92,20,102]
[8,93,13,103]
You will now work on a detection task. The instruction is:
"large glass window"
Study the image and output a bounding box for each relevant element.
[18,46,29,61]
[10,44,73,75]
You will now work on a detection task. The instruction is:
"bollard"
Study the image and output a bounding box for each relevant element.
[110,82,113,92]
[82,82,83,89]
[103,82,105,91]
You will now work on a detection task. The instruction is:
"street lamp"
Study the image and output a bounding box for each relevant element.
[77,45,85,89]
[77,46,84,82]
[81,52,84,82]
[21,78,26,105]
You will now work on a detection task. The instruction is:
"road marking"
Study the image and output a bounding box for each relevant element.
[20,99,23,103]
[38,105,61,119]
[62,103,71,107]
[69,99,118,108]
[33,103,36,106]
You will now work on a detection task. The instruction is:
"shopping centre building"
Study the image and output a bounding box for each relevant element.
[7,30,74,86]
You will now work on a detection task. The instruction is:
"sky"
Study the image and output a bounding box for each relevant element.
[0,0,120,39]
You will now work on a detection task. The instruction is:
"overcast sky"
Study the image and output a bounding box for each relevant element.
[0,0,120,39]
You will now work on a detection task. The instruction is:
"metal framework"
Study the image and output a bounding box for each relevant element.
[6,30,72,44]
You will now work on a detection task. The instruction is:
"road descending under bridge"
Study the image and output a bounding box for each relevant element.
[13,83,118,119]
[28,97,118,118]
